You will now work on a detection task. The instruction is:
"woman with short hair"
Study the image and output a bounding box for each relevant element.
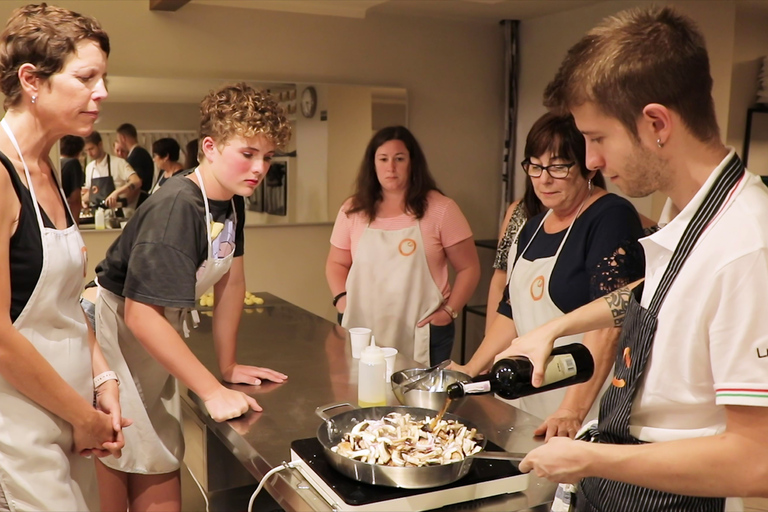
[0,4,127,510]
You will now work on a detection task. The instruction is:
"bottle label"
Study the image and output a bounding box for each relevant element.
[542,354,578,386]
[462,381,492,394]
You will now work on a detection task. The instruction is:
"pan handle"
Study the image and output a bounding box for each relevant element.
[315,402,356,422]
[469,450,527,463]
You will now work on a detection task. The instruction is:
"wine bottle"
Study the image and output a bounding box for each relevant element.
[447,343,594,400]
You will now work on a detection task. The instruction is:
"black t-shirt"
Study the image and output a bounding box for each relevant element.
[127,146,155,194]
[498,194,645,318]
[60,157,83,198]
[95,170,245,309]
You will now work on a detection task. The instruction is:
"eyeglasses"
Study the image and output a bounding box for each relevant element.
[521,159,575,179]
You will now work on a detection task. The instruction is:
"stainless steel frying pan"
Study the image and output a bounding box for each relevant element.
[315,402,526,489]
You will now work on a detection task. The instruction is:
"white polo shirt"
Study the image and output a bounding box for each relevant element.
[85,154,138,209]
[84,154,135,190]
[630,149,768,445]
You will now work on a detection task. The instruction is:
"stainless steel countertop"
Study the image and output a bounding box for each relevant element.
[182,292,556,511]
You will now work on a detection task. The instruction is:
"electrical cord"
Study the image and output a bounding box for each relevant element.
[248,461,300,512]
[185,463,210,512]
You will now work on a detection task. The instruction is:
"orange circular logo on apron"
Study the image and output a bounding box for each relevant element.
[530,275,545,301]
[399,238,417,256]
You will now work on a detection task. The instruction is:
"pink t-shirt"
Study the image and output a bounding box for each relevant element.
[330,191,473,298]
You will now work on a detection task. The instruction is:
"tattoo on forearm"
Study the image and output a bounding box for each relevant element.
[128,183,136,191]
[604,286,631,326]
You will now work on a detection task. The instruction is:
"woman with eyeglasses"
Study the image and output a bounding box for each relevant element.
[450,112,645,440]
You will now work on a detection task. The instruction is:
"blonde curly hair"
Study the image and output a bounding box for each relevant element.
[199,82,291,151]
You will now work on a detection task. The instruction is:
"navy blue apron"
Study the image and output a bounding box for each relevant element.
[576,154,745,512]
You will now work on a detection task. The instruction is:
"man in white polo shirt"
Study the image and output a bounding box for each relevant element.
[499,5,768,512]
[83,130,142,216]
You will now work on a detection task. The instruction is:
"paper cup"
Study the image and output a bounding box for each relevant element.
[348,327,372,359]
[381,347,398,382]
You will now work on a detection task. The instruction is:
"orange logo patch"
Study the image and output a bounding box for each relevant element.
[399,238,417,256]
[530,275,545,301]
[623,347,631,368]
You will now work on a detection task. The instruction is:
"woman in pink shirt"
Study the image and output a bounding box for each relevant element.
[326,126,480,366]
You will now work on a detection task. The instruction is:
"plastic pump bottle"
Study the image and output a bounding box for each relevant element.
[358,336,386,407]
[94,206,106,230]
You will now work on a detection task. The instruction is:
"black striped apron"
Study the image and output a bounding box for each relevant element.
[576,154,745,512]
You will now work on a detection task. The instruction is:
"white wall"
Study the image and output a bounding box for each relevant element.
[294,84,329,223]
[727,3,768,175]
[515,1,737,222]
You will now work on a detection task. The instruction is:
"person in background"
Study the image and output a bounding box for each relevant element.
[326,126,480,367]
[116,122,154,196]
[450,112,645,440]
[83,130,141,215]
[485,178,544,331]
[112,138,128,159]
[505,6,768,511]
[93,83,290,511]
[0,4,128,510]
[59,134,85,223]
[184,138,199,169]
[150,137,184,193]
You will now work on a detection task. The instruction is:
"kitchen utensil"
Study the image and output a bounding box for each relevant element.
[390,368,471,412]
[315,402,525,489]
[391,359,450,395]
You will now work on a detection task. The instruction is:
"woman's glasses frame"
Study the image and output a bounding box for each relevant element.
[521,159,575,179]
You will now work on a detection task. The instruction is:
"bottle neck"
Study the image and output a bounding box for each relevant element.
[461,380,492,395]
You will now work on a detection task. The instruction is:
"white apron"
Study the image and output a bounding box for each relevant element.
[342,221,444,366]
[96,168,235,474]
[507,207,607,424]
[0,119,97,511]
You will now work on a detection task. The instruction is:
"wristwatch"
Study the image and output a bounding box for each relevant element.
[442,304,458,319]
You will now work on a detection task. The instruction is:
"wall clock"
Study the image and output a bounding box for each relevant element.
[301,86,317,118]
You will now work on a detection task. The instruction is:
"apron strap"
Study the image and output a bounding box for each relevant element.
[647,155,744,316]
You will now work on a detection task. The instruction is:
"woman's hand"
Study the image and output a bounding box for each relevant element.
[446,360,477,378]
[93,380,133,458]
[72,408,120,457]
[221,363,287,387]
[535,407,582,441]
[203,386,261,421]
[417,307,452,328]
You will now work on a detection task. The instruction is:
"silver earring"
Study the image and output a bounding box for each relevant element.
[588,178,593,193]
[31,95,36,104]
[657,138,663,148]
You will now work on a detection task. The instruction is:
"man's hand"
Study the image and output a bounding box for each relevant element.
[495,322,561,387]
[104,191,119,209]
[519,436,594,484]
